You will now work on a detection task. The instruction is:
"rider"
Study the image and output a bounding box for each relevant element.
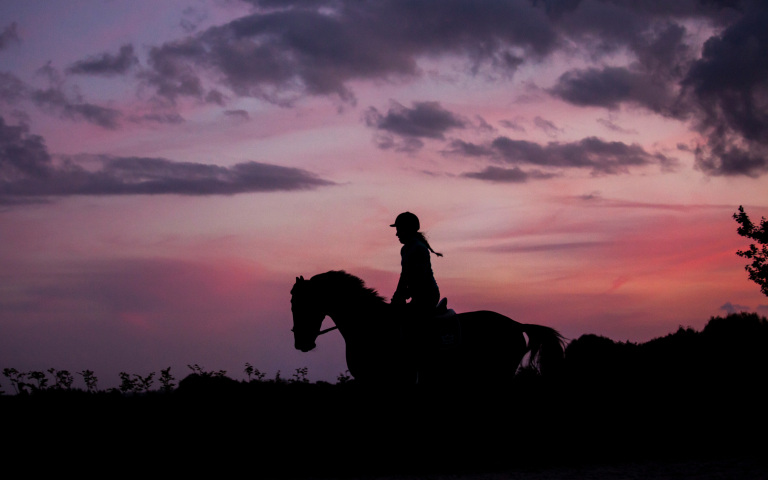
[390,211,442,320]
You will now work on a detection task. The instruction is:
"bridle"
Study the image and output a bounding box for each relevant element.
[318,325,338,335]
[291,275,338,338]
[291,323,338,336]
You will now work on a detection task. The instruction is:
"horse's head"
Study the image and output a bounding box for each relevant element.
[290,275,325,352]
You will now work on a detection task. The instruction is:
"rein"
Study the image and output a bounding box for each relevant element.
[292,325,338,336]
[318,325,338,335]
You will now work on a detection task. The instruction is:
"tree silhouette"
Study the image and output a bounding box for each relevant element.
[734,206,768,297]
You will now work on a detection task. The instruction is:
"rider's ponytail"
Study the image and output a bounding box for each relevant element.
[415,232,443,257]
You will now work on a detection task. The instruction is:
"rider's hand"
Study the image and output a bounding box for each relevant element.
[391,296,406,309]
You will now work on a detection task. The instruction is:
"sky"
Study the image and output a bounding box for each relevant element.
[1,0,767,388]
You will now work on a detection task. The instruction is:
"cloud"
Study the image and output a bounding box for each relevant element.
[597,117,638,134]
[127,112,185,125]
[2,68,128,129]
[365,100,468,152]
[720,302,752,315]
[461,166,557,183]
[51,0,762,179]
[142,1,558,105]
[682,3,768,177]
[11,1,767,180]
[67,44,139,76]
[546,3,768,177]
[550,66,679,113]
[470,240,606,254]
[365,101,467,139]
[499,118,526,132]
[455,136,677,175]
[0,116,53,182]
[31,87,122,129]
[0,22,20,51]
[0,117,334,204]
[223,109,251,120]
[0,72,27,104]
[142,38,208,105]
[180,6,209,34]
[444,139,496,157]
[533,116,564,137]
[548,0,727,58]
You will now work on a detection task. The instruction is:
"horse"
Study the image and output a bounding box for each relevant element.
[291,270,565,386]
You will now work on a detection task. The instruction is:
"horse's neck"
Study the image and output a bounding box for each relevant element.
[326,298,386,339]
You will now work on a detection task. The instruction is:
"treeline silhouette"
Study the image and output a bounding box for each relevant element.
[4,312,767,477]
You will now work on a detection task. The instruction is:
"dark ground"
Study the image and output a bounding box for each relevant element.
[5,313,768,477]
[4,376,766,478]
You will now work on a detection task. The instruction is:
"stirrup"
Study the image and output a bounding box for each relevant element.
[434,298,455,318]
[436,298,448,313]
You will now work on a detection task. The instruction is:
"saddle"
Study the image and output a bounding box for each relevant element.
[431,298,460,349]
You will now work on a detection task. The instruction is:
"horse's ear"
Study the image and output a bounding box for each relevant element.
[299,275,305,281]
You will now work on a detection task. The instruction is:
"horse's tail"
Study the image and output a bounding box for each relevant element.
[521,324,566,376]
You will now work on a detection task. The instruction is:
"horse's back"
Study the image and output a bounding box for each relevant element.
[456,310,524,335]
[424,310,527,384]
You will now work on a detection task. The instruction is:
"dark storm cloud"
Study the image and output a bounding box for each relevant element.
[448,136,676,175]
[546,0,741,56]
[0,116,334,204]
[67,44,139,76]
[681,2,768,176]
[131,0,768,176]
[546,1,768,177]
[143,1,557,105]
[7,1,763,178]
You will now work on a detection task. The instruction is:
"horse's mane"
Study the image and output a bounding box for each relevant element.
[310,270,387,307]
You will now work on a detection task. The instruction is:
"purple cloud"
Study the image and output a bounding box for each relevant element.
[0,117,334,205]
[0,22,19,51]
[462,166,557,183]
[67,44,139,77]
[449,136,677,176]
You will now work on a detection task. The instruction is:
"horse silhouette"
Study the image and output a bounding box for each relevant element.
[291,270,565,385]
